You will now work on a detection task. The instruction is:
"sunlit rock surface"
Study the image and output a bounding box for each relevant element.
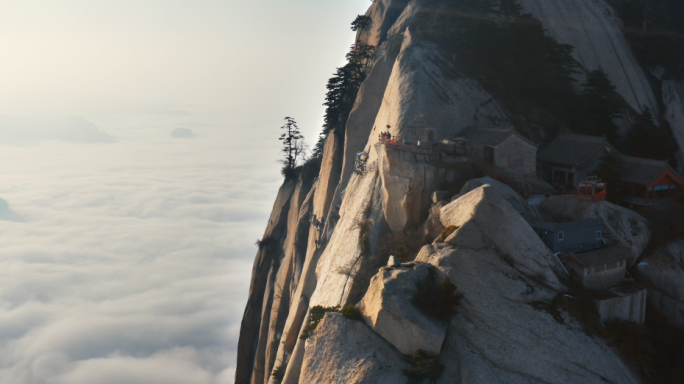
[299,313,408,384]
[358,262,446,355]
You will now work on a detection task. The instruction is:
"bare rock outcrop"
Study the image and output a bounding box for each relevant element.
[540,196,650,265]
[636,240,684,328]
[440,184,565,290]
[445,221,490,249]
[310,169,383,308]
[661,79,684,169]
[518,0,659,116]
[378,143,446,232]
[365,27,510,163]
[417,243,639,384]
[358,262,446,355]
[299,313,408,384]
[422,202,445,241]
[235,176,307,384]
[455,177,540,222]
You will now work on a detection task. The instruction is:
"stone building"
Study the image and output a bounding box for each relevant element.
[462,126,538,174]
[537,133,616,190]
[405,115,435,144]
[560,245,632,289]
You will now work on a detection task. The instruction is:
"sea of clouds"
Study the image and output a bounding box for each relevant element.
[0,114,283,384]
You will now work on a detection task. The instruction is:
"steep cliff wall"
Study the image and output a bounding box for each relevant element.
[236,0,675,382]
[518,0,659,114]
[235,172,316,384]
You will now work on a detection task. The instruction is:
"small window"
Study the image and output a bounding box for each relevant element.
[596,231,602,240]
[508,154,524,167]
[558,231,564,241]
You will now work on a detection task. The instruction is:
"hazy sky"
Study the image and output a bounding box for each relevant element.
[0,0,369,140]
[0,1,369,383]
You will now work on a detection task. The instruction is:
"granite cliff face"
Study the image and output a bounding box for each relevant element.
[236,1,679,383]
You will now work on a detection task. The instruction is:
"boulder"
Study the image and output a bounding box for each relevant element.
[358,262,446,355]
[441,184,564,290]
[417,244,640,384]
[422,202,445,241]
[636,240,684,327]
[445,221,490,250]
[455,177,539,222]
[432,190,451,204]
[300,313,408,384]
[636,240,684,301]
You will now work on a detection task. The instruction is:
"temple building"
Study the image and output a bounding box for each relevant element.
[462,126,538,174]
[619,155,684,207]
[537,133,616,190]
[538,132,684,207]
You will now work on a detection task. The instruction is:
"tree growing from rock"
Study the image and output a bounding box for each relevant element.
[575,67,622,142]
[351,15,371,32]
[279,117,306,178]
[626,107,677,163]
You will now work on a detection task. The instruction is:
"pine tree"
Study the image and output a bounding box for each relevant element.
[279,117,305,178]
[626,107,675,161]
[575,67,622,141]
[351,15,372,32]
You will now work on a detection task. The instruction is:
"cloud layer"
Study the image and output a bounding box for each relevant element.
[0,114,283,383]
[0,115,115,145]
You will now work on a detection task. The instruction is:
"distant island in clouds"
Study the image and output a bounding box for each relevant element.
[170,128,196,139]
[0,115,115,145]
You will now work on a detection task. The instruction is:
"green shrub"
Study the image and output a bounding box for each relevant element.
[271,365,286,383]
[353,219,373,255]
[437,226,459,242]
[255,236,277,250]
[413,276,464,320]
[299,305,339,339]
[341,305,363,320]
[403,349,444,384]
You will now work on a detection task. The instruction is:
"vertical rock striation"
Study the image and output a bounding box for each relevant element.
[236,0,673,382]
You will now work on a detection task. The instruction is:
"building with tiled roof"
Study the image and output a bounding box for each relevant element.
[462,126,538,174]
[537,133,617,189]
[619,155,684,207]
[538,132,684,207]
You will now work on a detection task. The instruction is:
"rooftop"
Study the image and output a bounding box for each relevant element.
[531,219,603,232]
[537,133,614,168]
[619,154,684,185]
[463,126,537,148]
[561,244,632,268]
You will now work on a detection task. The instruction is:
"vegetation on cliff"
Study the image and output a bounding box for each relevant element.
[413,0,680,155]
[611,0,684,79]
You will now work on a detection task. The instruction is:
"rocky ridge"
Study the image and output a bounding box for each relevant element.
[236,0,680,383]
